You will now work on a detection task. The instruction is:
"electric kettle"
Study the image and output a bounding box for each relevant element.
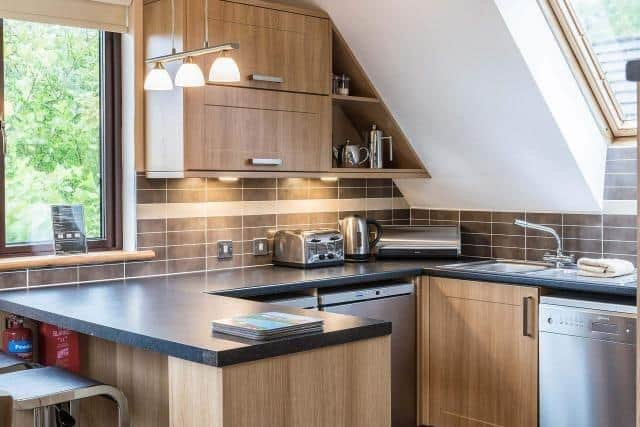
[338,215,383,261]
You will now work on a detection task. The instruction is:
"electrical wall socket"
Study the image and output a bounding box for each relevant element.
[253,238,269,256]
[217,240,233,259]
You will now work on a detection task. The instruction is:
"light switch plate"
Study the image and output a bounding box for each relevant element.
[217,240,233,259]
[253,238,269,256]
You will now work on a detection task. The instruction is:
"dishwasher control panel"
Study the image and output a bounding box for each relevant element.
[540,304,635,344]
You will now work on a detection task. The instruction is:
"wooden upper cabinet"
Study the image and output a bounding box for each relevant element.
[429,277,538,427]
[205,0,331,95]
[186,85,330,171]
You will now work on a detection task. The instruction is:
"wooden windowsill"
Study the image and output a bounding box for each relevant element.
[0,250,155,272]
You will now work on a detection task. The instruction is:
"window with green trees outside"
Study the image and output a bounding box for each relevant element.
[1,19,120,253]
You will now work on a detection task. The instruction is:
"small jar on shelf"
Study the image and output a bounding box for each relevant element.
[332,74,351,96]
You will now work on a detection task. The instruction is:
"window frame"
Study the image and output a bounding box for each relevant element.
[544,0,638,139]
[0,21,122,256]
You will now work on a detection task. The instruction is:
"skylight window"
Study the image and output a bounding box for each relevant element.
[547,0,639,137]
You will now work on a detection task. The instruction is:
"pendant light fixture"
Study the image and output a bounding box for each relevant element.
[144,62,173,91]
[209,52,241,83]
[144,0,240,91]
[175,57,205,87]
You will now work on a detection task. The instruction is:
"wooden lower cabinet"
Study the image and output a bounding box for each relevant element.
[428,277,538,427]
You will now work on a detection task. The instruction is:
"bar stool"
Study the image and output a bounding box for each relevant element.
[0,366,129,427]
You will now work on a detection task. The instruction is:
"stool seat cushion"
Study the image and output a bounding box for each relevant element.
[0,367,99,402]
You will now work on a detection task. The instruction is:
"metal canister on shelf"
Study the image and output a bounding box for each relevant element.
[368,124,393,169]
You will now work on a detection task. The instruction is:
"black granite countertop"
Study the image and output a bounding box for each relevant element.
[0,258,635,367]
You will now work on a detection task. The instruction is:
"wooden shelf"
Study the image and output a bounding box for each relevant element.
[331,94,380,104]
[0,250,156,272]
[329,168,430,178]
[330,24,429,174]
[185,169,429,179]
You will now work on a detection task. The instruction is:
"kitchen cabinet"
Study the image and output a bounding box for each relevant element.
[143,0,429,178]
[207,0,331,95]
[186,85,330,172]
[428,277,538,427]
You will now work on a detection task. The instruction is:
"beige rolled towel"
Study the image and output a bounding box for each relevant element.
[577,258,635,278]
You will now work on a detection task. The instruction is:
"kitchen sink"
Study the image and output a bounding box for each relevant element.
[440,260,549,274]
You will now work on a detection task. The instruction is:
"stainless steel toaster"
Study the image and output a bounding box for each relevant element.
[272,229,344,268]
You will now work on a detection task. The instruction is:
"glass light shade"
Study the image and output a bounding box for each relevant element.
[175,57,205,87]
[209,55,241,82]
[144,63,173,91]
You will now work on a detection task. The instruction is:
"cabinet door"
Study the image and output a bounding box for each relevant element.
[429,277,538,427]
[206,0,331,95]
[186,85,330,172]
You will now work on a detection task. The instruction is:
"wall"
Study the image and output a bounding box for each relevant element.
[290,0,607,213]
[0,176,409,290]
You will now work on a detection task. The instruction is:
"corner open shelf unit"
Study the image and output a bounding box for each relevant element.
[330,25,430,179]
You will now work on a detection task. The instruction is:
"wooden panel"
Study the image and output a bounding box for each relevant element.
[168,336,391,427]
[429,277,538,427]
[203,0,331,95]
[1,391,12,427]
[188,85,330,171]
[76,335,170,427]
[417,276,429,426]
[0,250,155,272]
[144,0,187,174]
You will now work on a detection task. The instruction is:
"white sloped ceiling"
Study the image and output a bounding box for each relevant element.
[284,0,609,213]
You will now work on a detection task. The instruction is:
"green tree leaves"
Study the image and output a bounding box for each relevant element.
[4,20,101,244]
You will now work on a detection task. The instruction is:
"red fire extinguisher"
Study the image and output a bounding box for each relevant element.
[2,315,33,362]
[38,323,80,373]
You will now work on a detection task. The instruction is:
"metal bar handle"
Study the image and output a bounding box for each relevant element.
[522,296,532,337]
[1,120,6,156]
[250,158,283,166]
[382,135,393,162]
[249,74,284,83]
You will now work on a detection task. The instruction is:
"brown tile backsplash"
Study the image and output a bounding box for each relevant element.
[410,209,638,265]
[3,173,637,292]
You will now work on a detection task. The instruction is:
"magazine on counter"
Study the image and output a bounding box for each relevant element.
[212,312,324,340]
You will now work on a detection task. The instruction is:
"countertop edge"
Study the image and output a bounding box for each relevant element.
[422,267,636,296]
[213,267,425,297]
[0,297,392,367]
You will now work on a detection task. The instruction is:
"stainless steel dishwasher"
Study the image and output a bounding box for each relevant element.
[318,282,416,427]
[539,294,636,427]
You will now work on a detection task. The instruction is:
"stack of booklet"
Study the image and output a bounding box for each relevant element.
[211,312,324,340]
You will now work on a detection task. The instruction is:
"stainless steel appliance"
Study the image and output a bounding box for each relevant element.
[338,215,383,261]
[318,283,416,427]
[272,229,344,268]
[539,294,636,427]
[375,225,460,258]
[333,141,370,167]
[368,123,393,169]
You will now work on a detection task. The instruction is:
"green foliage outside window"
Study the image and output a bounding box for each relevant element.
[573,0,640,41]
[3,20,102,244]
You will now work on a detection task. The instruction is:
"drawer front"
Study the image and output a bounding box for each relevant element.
[187,86,330,171]
[206,0,331,95]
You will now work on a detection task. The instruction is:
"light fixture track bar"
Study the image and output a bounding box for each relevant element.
[145,43,240,64]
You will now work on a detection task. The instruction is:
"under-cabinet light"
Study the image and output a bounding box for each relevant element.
[320,177,339,182]
[218,177,239,183]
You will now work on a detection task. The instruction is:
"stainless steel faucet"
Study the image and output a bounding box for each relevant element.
[513,219,575,267]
